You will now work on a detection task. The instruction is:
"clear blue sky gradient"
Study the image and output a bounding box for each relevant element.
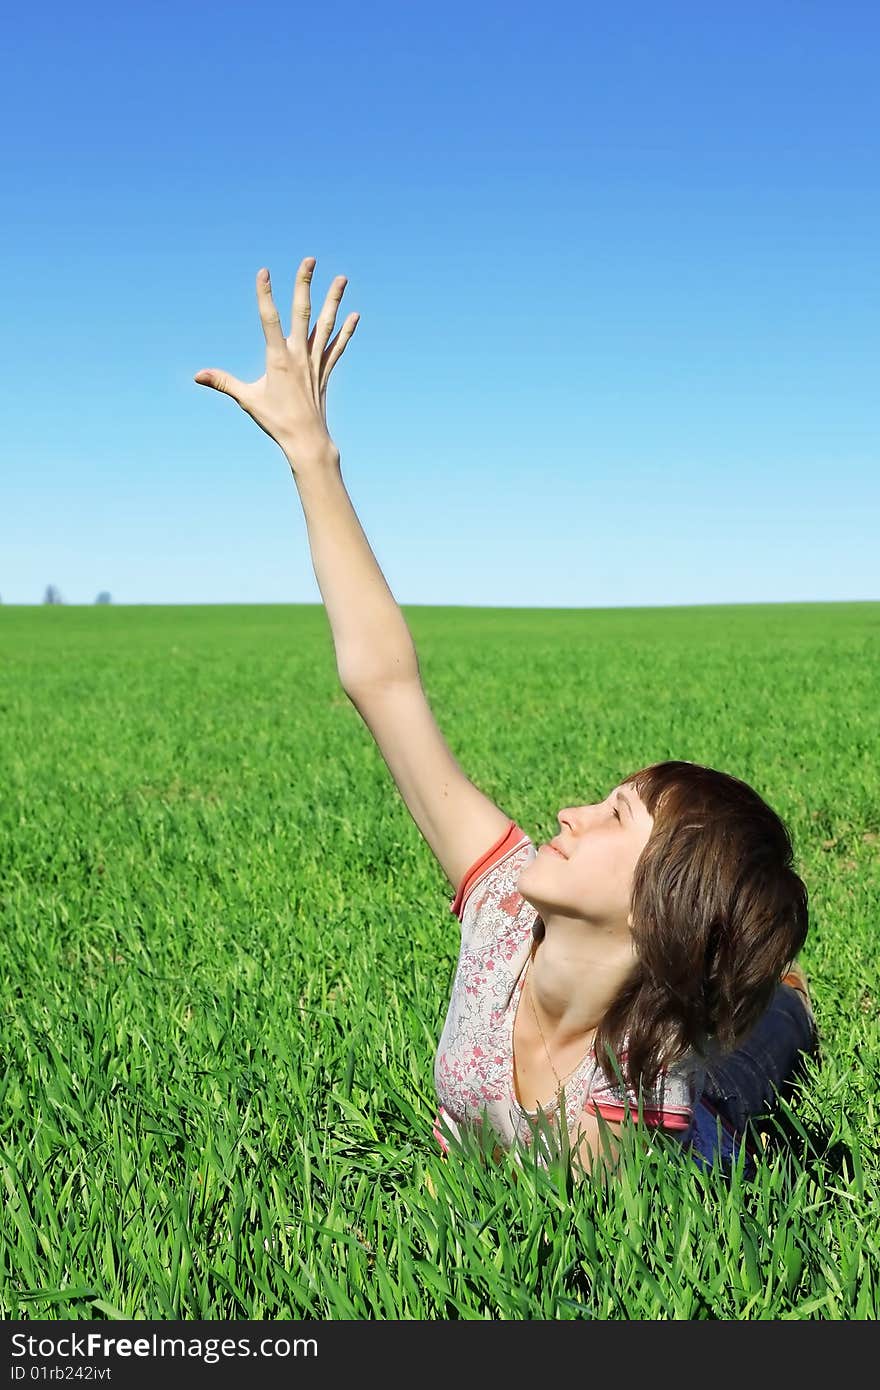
[2,1,877,607]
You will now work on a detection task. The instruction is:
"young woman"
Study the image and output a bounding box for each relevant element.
[194,257,819,1179]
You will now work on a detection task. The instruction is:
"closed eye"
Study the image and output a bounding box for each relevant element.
[612,806,621,821]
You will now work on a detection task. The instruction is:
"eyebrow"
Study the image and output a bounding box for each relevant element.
[616,790,634,819]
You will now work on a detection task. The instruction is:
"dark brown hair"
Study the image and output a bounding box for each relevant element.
[593,760,809,1096]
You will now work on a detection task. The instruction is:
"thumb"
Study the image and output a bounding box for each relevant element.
[193,369,246,400]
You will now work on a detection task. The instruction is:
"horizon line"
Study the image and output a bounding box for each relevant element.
[3,598,877,611]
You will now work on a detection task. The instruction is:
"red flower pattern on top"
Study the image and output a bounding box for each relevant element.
[498,889,523,917]
[433,824,699,1166]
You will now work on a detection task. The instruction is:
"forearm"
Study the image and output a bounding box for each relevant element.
[290,455,421,689]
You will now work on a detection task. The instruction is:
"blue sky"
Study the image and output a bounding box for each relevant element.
[2,1,877,607]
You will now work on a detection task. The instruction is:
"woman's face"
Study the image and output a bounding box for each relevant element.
[516,782,654,936]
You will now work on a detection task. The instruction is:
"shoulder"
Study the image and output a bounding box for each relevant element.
[585,1045,700,1134]
[449,820,536,922]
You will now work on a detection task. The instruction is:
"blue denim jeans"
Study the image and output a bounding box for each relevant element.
[684,983,819,1179]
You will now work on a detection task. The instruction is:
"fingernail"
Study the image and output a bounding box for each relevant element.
[259,268,269,284]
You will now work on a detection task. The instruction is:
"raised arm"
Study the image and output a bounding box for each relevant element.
[195,256,512,893]
[296,462,513,894]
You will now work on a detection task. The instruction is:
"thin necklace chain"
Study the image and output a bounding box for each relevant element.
[525,956,596,1095]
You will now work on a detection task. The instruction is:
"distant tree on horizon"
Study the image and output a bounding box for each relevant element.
[43,585,63,605]
[95,591,112,604]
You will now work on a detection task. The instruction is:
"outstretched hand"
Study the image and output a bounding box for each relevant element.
[194,256,359,470]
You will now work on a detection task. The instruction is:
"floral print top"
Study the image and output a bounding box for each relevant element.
[433,820,701,1166]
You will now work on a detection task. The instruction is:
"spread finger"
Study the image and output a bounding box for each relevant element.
[256,268,286,352]
[290,256,316,348]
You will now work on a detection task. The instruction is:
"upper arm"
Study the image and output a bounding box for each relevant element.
[571,1108,624,1180]
[343,677,513,895]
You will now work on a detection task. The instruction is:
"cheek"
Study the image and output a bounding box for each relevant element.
[579,843,634,898]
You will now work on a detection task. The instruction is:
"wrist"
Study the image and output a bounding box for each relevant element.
[284,440,340,475]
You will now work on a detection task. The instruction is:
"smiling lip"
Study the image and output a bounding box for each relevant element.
[542,843,566,859]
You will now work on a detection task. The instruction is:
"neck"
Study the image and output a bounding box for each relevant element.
[528,912,637,1048]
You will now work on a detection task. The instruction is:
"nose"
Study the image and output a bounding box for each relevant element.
[557,803,602,834]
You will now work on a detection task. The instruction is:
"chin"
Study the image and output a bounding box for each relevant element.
[514,867,534,894]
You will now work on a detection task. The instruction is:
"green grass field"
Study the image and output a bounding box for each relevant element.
[1,601,878,1319]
